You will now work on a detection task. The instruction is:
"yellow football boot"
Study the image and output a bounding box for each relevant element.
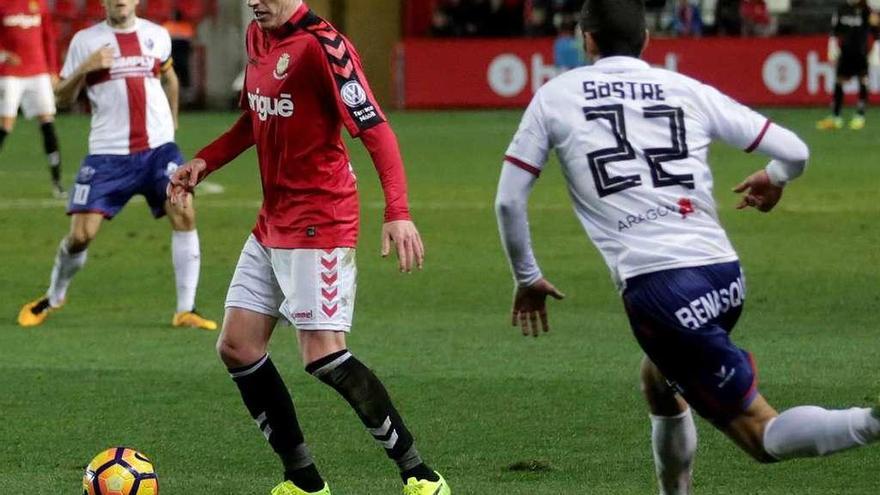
[270,481,331,495]
[403,472,451,495]
[849,115,866,130]
[18,297,61,327]
[816,116,843,131]
[172,310,218,330]
[816,116,843,130]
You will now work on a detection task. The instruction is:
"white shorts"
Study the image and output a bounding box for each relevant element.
[225,234,357,332]
[0,74,56,119]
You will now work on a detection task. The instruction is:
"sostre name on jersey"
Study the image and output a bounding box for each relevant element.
[583,80,666,101]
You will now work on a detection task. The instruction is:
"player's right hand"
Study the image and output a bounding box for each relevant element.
[84,46,115,73]
[511,278,565,338]
[167,158,207,206]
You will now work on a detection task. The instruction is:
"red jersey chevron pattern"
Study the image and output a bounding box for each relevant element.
[304,16,385,131]
[320,249,339,318]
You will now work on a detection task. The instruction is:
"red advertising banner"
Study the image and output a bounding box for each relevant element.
[396,36,880,108]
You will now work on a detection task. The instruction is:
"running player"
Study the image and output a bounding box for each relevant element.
[167,1,449,494]
[0,0,66,197]
[17,0,216,331]
[817,0,879,130]
[495,1,880,493]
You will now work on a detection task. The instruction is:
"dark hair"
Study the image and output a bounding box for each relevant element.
[579,0,647,57]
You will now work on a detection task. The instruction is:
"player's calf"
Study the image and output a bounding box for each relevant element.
[39,119,64,195]
[641,357,697,495]
[305,347,441,484]
[726,393,880,462]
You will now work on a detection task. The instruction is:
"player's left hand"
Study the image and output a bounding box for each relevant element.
[511,278,565,338]
[733,170,783,212]
[381,220,424,273]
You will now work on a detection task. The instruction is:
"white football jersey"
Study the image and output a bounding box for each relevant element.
[505,56,771,288]
[61,18,174,155]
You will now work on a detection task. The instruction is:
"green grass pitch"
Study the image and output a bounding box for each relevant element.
[0,108,877,494]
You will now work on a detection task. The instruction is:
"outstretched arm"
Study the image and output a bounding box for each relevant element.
[167,112,255,205]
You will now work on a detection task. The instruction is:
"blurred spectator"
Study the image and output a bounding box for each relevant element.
[553,13,586,70]
[673,0,704,36]
[526,3,556,36]
[715,0,742,35]
[431,0,522,37]
[484,0,525,37]
[741,0,775,36]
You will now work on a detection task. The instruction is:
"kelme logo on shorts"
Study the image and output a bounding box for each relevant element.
[248,88,294,121]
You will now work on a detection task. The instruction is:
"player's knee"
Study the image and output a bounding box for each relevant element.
[216,336,264,368]
[299,331,347,367]
[66,231,94,252]
[168,204,196,231]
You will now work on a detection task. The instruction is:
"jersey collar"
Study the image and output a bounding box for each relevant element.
[104,17,140,34]
[268,2,311,38]
[592,56,651,72]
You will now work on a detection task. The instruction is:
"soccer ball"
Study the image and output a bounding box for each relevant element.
[82,447,159,495]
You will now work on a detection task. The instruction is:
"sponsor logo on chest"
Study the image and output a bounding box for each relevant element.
[3,13,41,29]
[110,55,157,79]
[247,88,294,121]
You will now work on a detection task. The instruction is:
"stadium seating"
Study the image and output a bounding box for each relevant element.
[144,0,173,24]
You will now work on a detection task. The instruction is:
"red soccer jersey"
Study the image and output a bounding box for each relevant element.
[197,3,410,249]
[0,0,57,77]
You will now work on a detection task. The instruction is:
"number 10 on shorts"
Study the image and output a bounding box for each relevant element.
[72,184,91,205]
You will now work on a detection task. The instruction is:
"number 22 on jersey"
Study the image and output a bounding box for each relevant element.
[584,104,694,198]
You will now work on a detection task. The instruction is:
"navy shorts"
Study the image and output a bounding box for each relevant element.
[623,261,758,425]
[67,143,185,219]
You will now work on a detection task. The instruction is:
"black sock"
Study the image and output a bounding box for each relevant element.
[306,350,439,483]
[858,81,868,116]
[40,122,61,183]
[0,128,7,150]
[229,354,324,492]
[833,83,844,117]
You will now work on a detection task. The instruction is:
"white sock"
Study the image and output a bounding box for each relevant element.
[47,239,87,307]
[651,408,697,495]
[172,229,201,313]
[763,406,880,460]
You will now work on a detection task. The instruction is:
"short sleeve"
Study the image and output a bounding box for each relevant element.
[60,32,85,80]
[158,26,173,66]
[695,83,770,153]
[504,91,552,176]
[309,32,386,137]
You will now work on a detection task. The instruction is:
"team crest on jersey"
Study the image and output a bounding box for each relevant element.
[145,38,155,50]
[340,81,367,108]
[274,53,291,80]
[29,1,39,13]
